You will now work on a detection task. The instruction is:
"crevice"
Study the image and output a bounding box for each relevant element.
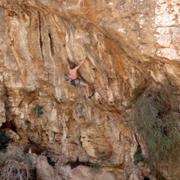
[48,32,54,55]
[133,134,144,164]
[0,130,10,152]
[65,158,99,169]
[144,176,150,180]
[24,140,45,155]
[3,84,11,122]
[1,121,17,133]
[2,83,17,132]
[38,11,44,60]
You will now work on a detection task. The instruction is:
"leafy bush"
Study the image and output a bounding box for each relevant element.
[32,104,44,117]
[132,89,180,168]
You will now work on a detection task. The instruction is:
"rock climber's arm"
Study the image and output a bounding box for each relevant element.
[75,59,86,70]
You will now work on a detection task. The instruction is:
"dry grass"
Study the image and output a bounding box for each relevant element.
[0,160,30,180]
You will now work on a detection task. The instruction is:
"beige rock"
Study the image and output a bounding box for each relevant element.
[0,0,179,179]
[58,165,116,180]
[5,129,20,141]
[36,156,62,180]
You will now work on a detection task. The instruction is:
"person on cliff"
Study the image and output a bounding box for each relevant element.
[65,58,94,98]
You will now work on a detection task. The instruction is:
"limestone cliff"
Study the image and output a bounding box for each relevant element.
[0,0,179,179]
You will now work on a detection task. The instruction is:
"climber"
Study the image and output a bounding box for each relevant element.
[65,58,94,98]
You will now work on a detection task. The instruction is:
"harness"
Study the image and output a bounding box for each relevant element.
[65,74,80,86]
[70,79,80,86]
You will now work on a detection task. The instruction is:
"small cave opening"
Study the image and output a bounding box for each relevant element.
[144,176,150,180]
[0,130,10,152]
[1,120,17,133]
[46,156,56,167]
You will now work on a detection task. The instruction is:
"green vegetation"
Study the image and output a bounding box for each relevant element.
[132,90,180,169]
[32,104,44,117]
[133,145,144,164]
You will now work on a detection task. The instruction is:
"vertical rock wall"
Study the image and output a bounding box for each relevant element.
[0,0,179,179]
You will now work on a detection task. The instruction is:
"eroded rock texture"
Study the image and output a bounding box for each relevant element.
[0,0,179,179]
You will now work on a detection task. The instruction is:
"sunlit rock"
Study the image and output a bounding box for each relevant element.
[0,0,179,179]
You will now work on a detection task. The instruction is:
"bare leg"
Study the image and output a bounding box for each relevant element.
[79,80,91,97]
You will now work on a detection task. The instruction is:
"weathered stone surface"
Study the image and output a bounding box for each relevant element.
[58,165,117,180]
[36,156,61,180]
[0,0,179,179]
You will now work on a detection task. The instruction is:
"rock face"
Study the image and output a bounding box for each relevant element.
[0,0,179,179]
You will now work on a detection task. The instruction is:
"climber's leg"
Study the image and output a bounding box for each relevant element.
[79,80,94,98]
[69,78,94,98]
[78,79,89,97]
